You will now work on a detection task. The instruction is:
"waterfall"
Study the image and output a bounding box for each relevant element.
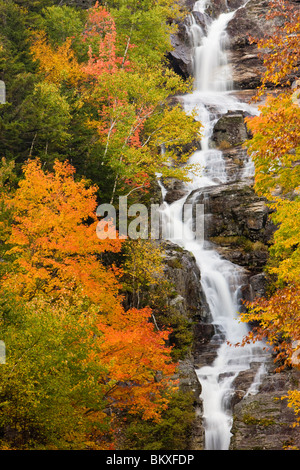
[159,0,267,450]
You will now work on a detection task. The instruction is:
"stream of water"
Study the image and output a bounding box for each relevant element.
[159,0,267,450]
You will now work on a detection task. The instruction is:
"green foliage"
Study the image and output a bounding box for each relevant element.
[0,1,39,165]
[121,239,194,361]
[12,0,53,13]
[161,309,194,362]
[122,239,167,307]
[0,295,110,449]
[122,390,195,450]
[38,5,86,45]
[0,1,35,81]
[19,81,72,160]
[105,0,184,68]
[0,158,17,278]
[0,0,200,450]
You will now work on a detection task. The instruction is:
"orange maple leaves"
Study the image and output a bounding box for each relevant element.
[4,158,122,305]
[2,158,177,425]
[96,306,177,421]
[242,285,300,370]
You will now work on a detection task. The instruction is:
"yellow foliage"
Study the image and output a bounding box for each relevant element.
[30,32,84,86]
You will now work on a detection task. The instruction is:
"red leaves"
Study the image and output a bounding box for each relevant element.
[96,306,177,421]
[82,3,126,77]
[83,2,115,42]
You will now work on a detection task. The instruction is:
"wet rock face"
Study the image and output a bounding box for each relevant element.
[161,241,210,323]
[206,0,246,18]
[167,3,212,79]
[212,112,249,148]
[227,0,299,89]
[226,0,272,89]
[230,366,300,450]
[160,240,212,451]
[168,23,194,80]
[188,180,275,274]
[161,178,189,204]
[170,0,297,89]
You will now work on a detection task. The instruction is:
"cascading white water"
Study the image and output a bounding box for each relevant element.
[159,0,267,450]
[194,12,234,91]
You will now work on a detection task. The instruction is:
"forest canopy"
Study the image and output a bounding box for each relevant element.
[0,0,200,449]
[0,0,299,451]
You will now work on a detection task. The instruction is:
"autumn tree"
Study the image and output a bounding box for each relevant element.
[95,305,177,422]
[26,2,201,203]
[250,0,300,94]
[242,0,300,426]
[0,295,113,449]
[0,158,178,448]
[0,1,197,448]
[78,3,201,203]
[2,158,122,306]
[104,0,185,68]
[1,0,201,202]
[30,32,84,87]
